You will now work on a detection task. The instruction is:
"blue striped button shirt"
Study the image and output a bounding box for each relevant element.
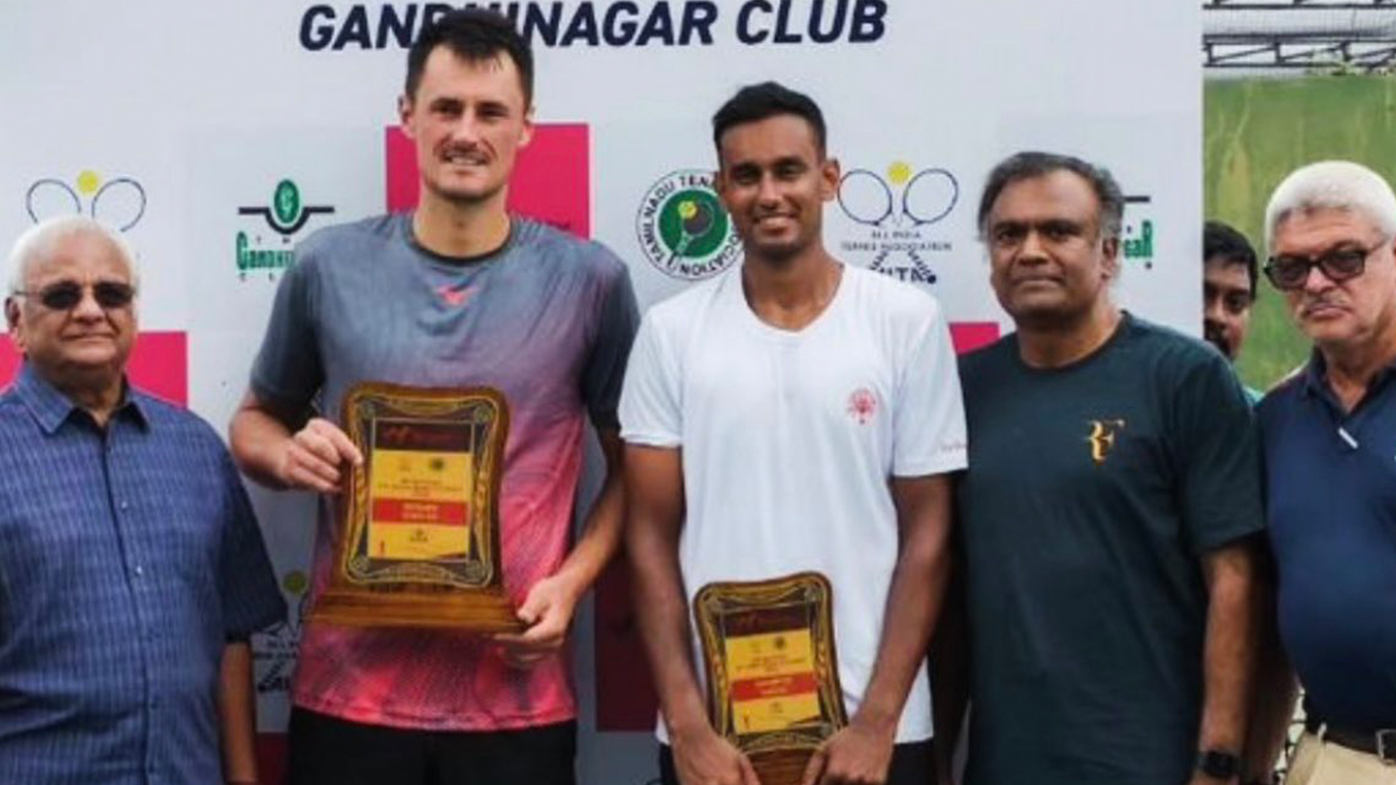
[0,364,285,784]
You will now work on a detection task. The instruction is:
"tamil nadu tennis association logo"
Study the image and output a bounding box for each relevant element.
[25,170,146,230]
[636,169,741,281]
[235,179,335,280]
[836,161,958,285]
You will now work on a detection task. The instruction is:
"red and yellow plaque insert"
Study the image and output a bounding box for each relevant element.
[310,383,522,632]
[693,572,847,785]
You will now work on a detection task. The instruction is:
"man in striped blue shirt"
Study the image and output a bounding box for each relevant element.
[0,216,285,784]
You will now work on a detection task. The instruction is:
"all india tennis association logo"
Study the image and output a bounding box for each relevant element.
[636,169,741,282]
[836,161,958,285]
[26,170,147,231]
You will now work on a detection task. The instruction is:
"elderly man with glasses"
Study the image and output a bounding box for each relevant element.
[0,216,284,785]
[1251,160,1396,785]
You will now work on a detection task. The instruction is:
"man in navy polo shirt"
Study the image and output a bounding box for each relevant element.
[1255,160,1396,785]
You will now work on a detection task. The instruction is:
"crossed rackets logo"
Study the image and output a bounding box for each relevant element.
[26,170,146,231]
[838,163,958,229]
[836,162,958,283]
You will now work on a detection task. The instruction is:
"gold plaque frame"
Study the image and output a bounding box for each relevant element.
[693,572,846,785]
[310,382,523,632]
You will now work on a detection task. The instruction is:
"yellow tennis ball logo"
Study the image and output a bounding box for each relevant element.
[76,170,102,195]
[886,161,912,186]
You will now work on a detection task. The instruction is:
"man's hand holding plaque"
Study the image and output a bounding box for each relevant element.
[276,417,363,494]
[493,572,583,668]
[669,722,761,785]
[309,382,523,632]
[799,713,897,785]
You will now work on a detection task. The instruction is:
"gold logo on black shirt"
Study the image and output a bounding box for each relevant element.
[1086,419,1126,465]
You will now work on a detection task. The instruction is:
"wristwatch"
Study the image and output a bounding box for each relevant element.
[1196,749,1240,779]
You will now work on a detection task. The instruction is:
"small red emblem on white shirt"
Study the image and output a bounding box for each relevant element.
[847,388,877,424]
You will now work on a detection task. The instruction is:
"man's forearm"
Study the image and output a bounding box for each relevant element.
[1242,648,1296,782]
[627,514,709,735]
[218,641,260,784]
[229,394,297,489]
[1197,543,1260,759]
[858,536,949,731]
[1241,552,1297,782]
[930,558,969,783]
[550,431,626,599]
[858,476,954,732]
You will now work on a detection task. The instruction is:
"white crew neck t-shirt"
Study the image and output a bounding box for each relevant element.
[619,264,968,744]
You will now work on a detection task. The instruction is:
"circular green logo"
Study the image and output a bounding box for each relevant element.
[636,170,741,281]
[658,190,727,258]
[273,179,302,228]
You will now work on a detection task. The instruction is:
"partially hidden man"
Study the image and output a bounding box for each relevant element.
[228,9,638,784]
[1203,220,1262,402]
[622,82,966,785]
[937,152,1265,785]
[1252,160,1396,785]
[1,216,284,784]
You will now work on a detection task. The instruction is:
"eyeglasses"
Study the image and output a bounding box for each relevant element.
[12,280,136,311]
[1263,244,1379,291]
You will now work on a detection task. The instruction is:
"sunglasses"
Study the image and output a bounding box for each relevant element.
[1263,244,1377,291]
[13,280,136,311]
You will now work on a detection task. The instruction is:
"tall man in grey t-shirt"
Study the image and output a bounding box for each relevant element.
[229,9,638,785]
[933,152,1265,785]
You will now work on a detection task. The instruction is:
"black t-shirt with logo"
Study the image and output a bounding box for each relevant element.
[955,312,1263,785]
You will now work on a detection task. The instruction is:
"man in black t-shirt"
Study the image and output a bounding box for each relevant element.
[932,151,1266,785]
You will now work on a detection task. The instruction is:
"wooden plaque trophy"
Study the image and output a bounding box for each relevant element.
[693,572,847,785]
[310,382,522,632]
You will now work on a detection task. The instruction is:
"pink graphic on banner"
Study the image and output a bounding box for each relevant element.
[385,124,591,238]
[949,322,1000,353]
[594,561,660,730]
[256,735,287,785]
[0,331,188,405]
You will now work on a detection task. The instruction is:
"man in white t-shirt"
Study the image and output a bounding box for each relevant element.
[619,81,967,785]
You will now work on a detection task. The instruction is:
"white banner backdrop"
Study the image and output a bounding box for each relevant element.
[1,3,1200,783]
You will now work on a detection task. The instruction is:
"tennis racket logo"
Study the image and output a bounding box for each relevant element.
[26,169,146,231]
[836,162,959,284]
[636,169,742,282]
[838,163,958,230]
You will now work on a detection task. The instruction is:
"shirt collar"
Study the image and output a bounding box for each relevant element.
[1300,349,1326,399]
[14,363,150,434]
[1300,348,1396,402]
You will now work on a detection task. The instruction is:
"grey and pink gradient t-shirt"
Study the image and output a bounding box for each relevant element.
[250,212,639,730]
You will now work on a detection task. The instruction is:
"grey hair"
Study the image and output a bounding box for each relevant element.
[6,215,140,297]
[1264,160,1396,252]
[977,151,1126,242]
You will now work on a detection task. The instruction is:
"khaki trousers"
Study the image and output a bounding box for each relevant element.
[1288,731,1396,785]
